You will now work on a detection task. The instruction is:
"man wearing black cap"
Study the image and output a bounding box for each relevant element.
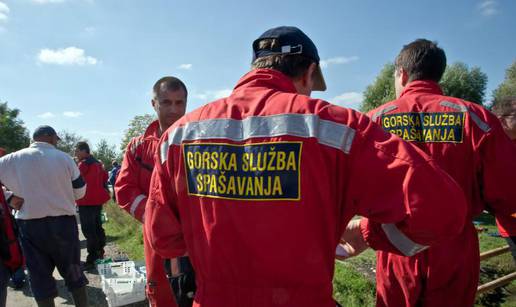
[0,125,89,307]
[144,26,467,306]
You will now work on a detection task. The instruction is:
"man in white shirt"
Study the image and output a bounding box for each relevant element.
[0,125,89,307]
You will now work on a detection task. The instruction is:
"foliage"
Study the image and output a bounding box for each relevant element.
[360,64,396,112]
[440,62,487,105]
[492,60,516,106]
[0,102,30,153]
[120,114,156,151]
[93,139,119,171]
[55,130,86,156]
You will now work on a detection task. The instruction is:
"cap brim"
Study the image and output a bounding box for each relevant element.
[312,64,327,91]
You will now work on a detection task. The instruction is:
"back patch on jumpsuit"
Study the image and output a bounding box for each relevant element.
[381,112,465,143]
[183,142,302,201]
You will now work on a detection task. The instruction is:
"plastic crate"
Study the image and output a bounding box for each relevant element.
[97,261,136,277]
[103,275,146,307]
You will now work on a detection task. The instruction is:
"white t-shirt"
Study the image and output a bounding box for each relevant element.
[0,142,85,220]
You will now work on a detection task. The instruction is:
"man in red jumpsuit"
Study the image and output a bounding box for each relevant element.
[367,39,516,306]
[144,26,468,307]
[75,141,111,269]
[115,76,193,307]
[492,96,516,262]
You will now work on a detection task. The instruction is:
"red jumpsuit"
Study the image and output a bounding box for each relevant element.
[144,69,468,307]
[115,120,177,307]
[368,80,516,307]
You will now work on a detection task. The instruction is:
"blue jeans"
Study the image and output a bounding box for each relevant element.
[17,216,88,300]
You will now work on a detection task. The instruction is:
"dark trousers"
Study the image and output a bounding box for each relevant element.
[17,216,88,301]
[0,261,9,307]
[78,206,106,263]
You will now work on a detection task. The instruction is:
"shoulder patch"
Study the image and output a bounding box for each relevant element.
[381,112,465,143]
[183,141,302,201]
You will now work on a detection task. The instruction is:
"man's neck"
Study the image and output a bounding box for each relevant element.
[158,121,172,137]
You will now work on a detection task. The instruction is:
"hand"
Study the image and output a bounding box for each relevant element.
[9,195,24,210]
[336,218,369,260]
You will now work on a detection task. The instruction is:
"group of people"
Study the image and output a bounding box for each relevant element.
[0,25,515,307]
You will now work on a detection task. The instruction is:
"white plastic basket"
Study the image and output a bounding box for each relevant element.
[97,261,136,277]
[97,261,147,306]
[103,275,146,307]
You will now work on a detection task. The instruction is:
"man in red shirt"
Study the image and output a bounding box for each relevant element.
[145,26,468,307]
[75,141,111,269]
[367,40,516,306]
[492,96,516,261]
[115,77,192,307]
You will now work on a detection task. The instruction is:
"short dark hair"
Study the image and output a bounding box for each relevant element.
[153,76,188,99]
[251,38,313,80]
[395,39,447,82]
[75,141,90,154]
[492,96,516,116]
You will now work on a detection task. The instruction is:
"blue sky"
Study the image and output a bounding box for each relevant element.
[0,0,515,150]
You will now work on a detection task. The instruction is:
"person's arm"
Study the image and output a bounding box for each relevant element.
[70,159,87,200]
[144,137,186,259]
[340,111,467,257]
[477,115,516,235]
[115,139,147,223]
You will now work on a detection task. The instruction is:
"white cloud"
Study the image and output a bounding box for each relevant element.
[37,112,56,119]
[478,0,498,16]
[331,92,363,110]
[0,2,10,23]
[63,111,83,118]
[37,47,98,66]
[320,56,359,68]
[31,0,67,4]
[178,63,192,70]
[194,89,233,101]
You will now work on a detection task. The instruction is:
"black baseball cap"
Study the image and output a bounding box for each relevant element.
[32,125,60,140]
[252,26,327,91]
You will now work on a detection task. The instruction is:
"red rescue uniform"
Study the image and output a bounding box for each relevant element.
[368,80,516,307]
[115,120,177,307]
[145,69,468,307]
[76,156,110,206]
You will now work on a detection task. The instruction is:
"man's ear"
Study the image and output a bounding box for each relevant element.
[305,62,317,87]
[400,67,410,87]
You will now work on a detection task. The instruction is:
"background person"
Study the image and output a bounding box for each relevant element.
[74,141,111,270]
[116,76,193,307]
[0,125,89,307]
[367,40,516,306]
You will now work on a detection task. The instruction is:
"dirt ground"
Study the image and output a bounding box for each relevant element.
[6,219,147,307]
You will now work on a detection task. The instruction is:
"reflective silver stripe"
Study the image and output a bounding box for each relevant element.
[161,114,356,162]
[371,105,398,122]
[468,111,491,132]
[381,223,428,256]
[160,139,169,163]
[440,100,467,112]
[440,100,491,132]
[130,194,146,216]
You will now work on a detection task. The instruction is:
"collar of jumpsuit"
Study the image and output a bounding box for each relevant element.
[399,80,444,98]
[233,68,299,96]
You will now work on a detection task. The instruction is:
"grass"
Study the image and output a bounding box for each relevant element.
[103,200,144,260]
[102,203,514,306]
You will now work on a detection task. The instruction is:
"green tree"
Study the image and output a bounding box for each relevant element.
[56,130,86,156]
[492,60,516,105]
[440,62,487,105]
[0,102,30,152]
[360,64,396,112]
[120,114,156,151]
[93,139,119,171]
[360,62,488,112]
